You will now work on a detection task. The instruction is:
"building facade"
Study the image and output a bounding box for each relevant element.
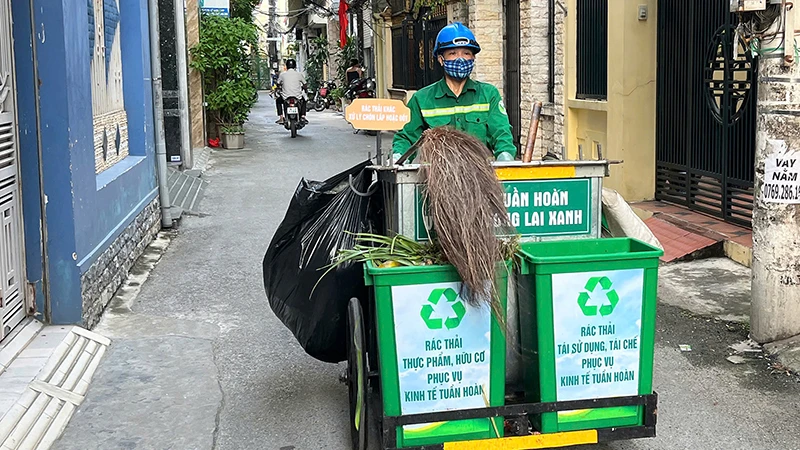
[372,0,756,226]
[2,0,163,340]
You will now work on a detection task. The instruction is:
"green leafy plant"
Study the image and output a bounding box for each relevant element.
[312,233,445,295]
[305,36,330,92]
[286,42,299,58]
[230,0,259,22]
[329,87,345,104]
[335,35,360,87]
[191,15,259,128]
[332,233,446,268]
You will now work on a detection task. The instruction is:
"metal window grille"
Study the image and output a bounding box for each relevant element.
[576,0,608,100]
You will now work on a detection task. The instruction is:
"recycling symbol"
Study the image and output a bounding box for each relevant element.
[577,277,619,317]
[421,288,466,330]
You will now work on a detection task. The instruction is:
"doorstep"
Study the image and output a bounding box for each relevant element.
[0,321,110,448]
[633,201,752,267]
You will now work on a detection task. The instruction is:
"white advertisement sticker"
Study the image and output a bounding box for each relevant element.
[762,144,800,204]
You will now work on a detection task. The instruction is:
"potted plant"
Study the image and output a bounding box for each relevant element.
[220,124,245,149]
[190,15,258,145]
[331,87,345,112]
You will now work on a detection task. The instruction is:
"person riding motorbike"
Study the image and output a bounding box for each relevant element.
[392,22,516,162]
[277,59,308,125]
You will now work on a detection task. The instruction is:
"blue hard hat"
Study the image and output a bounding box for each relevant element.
[433,22,481,56]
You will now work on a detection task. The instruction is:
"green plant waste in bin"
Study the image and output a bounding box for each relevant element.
[365,262,509,448]
[516,238,663,433]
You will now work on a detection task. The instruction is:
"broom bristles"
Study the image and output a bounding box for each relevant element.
[418,127,515,316]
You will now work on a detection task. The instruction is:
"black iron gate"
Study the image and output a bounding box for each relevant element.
[251,52,272,90]
[415,17,446,89]
[656,0,758,227]
[391,10,446,90]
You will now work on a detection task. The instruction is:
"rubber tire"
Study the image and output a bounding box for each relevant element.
[347,298,368,450]
[290,121,297,138]
[314,101,325,112]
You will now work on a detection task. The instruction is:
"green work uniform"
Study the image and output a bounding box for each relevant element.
[392,78,516,161]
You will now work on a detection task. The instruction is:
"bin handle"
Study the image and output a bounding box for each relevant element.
[349,174,378,197]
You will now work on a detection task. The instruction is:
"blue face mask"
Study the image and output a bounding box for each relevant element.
[442,57,475,79]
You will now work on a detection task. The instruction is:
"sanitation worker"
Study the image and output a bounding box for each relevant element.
[392,22,517,162]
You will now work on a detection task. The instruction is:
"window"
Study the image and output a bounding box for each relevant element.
[391,25,411,89]
[576,0,608,100]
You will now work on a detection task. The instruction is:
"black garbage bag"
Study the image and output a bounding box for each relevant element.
[263,161,376,363]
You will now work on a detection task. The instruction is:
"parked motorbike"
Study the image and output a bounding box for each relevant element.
[345,77,377,135]
[344,77,376,101]
[283,96,306,138]
[313,80,337,112]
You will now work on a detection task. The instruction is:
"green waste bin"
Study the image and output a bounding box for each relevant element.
[516,238,663,433]
[364,262,509,448]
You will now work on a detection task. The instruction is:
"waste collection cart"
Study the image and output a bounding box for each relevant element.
[341,161,661,450]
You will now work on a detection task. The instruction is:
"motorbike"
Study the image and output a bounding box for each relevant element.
[344,77,377,135]
[283,96,306,138]
[313,80,337,112]
[344,77,376,101]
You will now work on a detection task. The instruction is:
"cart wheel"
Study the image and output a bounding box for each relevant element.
[348,298,368,450]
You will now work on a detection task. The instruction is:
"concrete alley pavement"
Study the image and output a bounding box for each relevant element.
[54,94,800,450]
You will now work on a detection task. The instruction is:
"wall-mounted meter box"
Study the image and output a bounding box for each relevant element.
[730,0,767,12]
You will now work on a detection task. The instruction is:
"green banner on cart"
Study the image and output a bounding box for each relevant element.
[415,178,592,240]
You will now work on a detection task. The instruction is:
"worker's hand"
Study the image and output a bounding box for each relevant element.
[495,152,515,162]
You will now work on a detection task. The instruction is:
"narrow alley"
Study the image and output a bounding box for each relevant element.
[47,95,800,450]
[53,96,375,450]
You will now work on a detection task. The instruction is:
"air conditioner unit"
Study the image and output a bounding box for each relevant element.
[730,0,767,12]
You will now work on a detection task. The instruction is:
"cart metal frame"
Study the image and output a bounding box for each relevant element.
[344,160,658,450]
[346,291,658,450]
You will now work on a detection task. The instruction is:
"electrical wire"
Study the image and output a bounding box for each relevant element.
[739,0,800,60]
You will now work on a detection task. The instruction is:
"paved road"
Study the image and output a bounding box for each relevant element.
[55,95,800,450]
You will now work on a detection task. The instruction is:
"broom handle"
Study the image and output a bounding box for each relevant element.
[522,101,543,163]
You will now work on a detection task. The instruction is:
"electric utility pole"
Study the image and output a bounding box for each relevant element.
[752,1,800,343]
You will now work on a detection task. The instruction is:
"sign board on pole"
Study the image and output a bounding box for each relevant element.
[345,98,411,131]
[200,0,230,16]
[762,141,800,204]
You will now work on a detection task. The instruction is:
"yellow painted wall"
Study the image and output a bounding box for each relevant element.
[564,0,658,202]
[374,13,394,98]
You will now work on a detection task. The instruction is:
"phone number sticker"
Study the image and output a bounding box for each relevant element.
[763,145,800,205]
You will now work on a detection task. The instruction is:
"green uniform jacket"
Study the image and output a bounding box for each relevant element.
[392,78,517,161]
